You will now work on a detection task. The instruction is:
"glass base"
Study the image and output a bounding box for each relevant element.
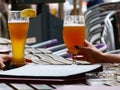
[3,63,25,71]
[72,60,77,65]
[3,64,18,70]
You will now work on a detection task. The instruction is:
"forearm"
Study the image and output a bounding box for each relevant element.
[98,53,120,63]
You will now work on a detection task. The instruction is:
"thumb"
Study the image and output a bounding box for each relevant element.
[84,40,92,47]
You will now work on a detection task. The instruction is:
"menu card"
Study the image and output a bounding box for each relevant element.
[0,64,102,78]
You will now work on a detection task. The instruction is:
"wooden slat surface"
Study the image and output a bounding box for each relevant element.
[0,38,120,89]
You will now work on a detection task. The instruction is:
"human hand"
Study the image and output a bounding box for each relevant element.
[0,54,12,69]
[74,40,103,64]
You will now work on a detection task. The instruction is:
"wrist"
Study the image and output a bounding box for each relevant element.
[95,52,106,63]
[97,52,110,63]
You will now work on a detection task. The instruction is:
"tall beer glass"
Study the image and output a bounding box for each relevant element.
[63,15,86,63]
[8,11,29,67]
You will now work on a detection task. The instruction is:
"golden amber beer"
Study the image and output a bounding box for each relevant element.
[63,26,86,54]
[8,11,29,66]
[63,15,86,54]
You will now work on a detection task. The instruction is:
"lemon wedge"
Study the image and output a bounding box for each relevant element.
[21,9,36,18]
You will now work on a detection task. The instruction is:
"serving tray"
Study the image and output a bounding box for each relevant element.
[0,64,102,84]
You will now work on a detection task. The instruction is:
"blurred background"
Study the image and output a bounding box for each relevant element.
[1,0,120,46]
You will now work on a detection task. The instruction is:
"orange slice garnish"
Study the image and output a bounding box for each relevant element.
[21,8,36,18]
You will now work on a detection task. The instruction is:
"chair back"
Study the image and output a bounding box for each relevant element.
[99,10,120,51]
[109,10,120,49]
[84,2,120,51]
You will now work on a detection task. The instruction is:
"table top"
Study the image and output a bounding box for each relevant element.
[0,37,120,90]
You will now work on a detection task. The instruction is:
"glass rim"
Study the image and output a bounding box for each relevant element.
[8,10,21,12]
[64,24,85,26]
[63,15,85,26]
[64,15,84,16]
[8,10,29,22]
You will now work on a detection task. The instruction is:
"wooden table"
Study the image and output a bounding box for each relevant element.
[0,38,120,90]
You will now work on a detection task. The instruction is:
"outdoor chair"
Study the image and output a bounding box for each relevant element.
[84,2,120,51]
[104,10,120,50]
[46,44,66,52]
[84,2,120,22]
[30,39,58,48]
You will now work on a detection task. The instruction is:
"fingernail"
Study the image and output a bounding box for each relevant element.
[74,46,80,49]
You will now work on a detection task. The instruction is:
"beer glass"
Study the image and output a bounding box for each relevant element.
[8,11,29,67]
[63,15,86,64]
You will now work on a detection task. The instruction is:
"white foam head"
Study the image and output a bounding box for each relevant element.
[64,15,85,26]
